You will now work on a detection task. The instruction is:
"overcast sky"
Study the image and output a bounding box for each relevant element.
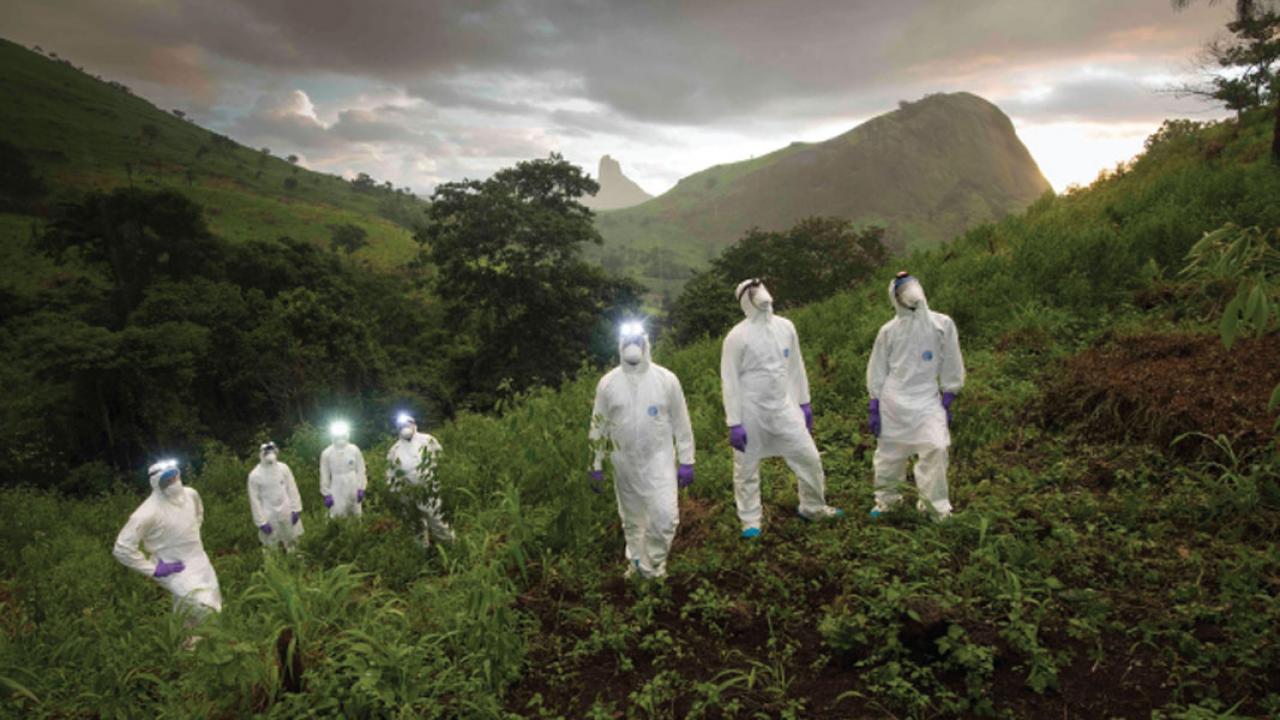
[4,0,1235,194]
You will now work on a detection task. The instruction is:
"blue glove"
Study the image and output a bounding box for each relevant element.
[868,399,881,438]
[290,511,301,525]
[677,463,694,489]
[589,470,605,494]
[800,403,814,434]
[941,392,956,426]
[728,425,748,452]
[259,523,273,535]
[323,494,334,509]
[154,559,185,578]
[356,489,365,503]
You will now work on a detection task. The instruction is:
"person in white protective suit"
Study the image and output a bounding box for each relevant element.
[722,278,843,539]
[866,272,965,520]
[113,460,223,624]
[247,441,304,550]
[320,420,367,519]
[589,321,696,580]
[386,413,455,547]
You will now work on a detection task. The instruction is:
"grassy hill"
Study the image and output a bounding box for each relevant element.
[593,92,1052,296]
[3,74,1280,720]
[0,38,423,288]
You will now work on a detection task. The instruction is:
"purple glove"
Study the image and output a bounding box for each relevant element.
[868,399,881,438]
[323,494,334,509]
[259,523,273,535]
[677,463,695,489]
[941,392,956,426]
[800,403,814,434]
[356,489,365,503]
[153,560,185,578]
[589,470,604,494]
[728,425,748,452]
[290,511,301,525]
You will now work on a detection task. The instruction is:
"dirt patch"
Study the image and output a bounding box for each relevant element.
[670,494,721,554]
[1043,332,1280,457]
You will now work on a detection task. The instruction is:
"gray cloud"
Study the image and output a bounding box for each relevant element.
[1000,72,1206,123]
[4,0,1235,126]
[1,0,1241,192]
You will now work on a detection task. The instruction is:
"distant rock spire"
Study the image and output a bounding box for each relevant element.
[581,155,653,210]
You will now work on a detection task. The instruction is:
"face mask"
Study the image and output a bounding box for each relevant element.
[400,426,414,440]
[333,436,348,449]
[262,451,278,464]
[621,342,644,365]
[162,479,184,499]
[752,287,773,313]
[898,282,925,309]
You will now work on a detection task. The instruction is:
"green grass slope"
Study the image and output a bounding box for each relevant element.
[2,112,1279,717]
[594,92,1053,294]
[0,38,422,273]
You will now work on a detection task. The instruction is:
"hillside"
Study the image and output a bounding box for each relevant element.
[3,101,1278,718]
[594,92,1052,294]
[580,154,653,211]
[0,38,423,284]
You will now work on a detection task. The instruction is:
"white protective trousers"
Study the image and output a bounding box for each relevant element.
[320,443,367,518]
[248,460,304,547]
[591,336,694,578]
[387,432,454,546]
[114,481,222,620]
[721,295,827,529]
[866,279,965,516]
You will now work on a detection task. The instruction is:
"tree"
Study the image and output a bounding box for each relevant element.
[329,223,368,254]
[1176,0,1280,162]
[171,109,186,120]
[287,154,299,164]
[418,153,615,407]
[283,177,298,190]
[41,188,223,326]
[668,217,888,344]
[0,140,46,212]
[351,172,377,192]
[139,124,160,146]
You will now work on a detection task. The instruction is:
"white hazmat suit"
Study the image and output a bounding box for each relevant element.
[590,330,695,579]
[866,276,965,517]
[386,424,454,546]
[248,451,304,549]
[113,463,223,620]
[320,438,367,518]
[722,279,839,531]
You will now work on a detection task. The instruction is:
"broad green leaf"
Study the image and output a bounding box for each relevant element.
[1220,292,1242,348]
[1245,284,1263,331]
[1268,383,1280,413]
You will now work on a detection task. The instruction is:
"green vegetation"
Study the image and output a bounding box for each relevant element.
[593,92,1052,293]
[419,154,643,409]
[0,38,421,270]
[668,217,889,346]
[3,97,1280,719]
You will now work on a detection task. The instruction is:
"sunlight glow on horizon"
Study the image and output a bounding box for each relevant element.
[1013,119,1160,192]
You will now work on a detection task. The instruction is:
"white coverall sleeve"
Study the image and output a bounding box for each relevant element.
[319,449,332,496]
[668,373,695,466]
[786,320,812,406]
[939,317,966,393]
[355,448,368,491]
[284,465,303,512]
[589,378,609,472]
[385,443,397,482]
[193,489,204,528]
[247,472,267,526]
[720,331,744,427]
[113,508,157,576]
[866,325,891,400]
